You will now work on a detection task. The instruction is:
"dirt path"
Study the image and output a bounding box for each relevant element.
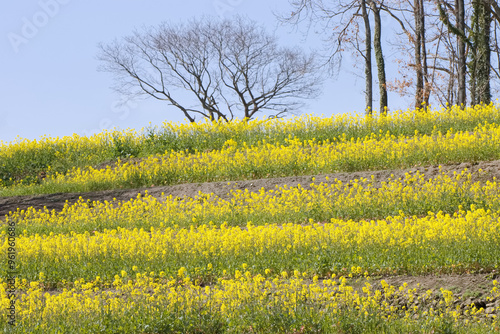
[1,159,500,217]
[347,273,500,315]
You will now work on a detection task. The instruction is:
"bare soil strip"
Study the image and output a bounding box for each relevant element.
[1,159,499,218]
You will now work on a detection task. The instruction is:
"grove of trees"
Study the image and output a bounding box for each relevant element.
[280,0,500,113]
[99,2,500,121]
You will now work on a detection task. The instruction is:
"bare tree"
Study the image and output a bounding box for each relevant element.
[457,0,467,106]
[98,16,322,122]
[279,0,393,114]
[413,0,430,106]
[278,0,377,114]
[370,0,388,113]
[382,0,443,108]
[470,0,492,104]
[361,0,374,112]
[436,0,469,106]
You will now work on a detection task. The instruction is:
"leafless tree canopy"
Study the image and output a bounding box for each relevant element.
[97,16,323,122]
[278,0,500,110]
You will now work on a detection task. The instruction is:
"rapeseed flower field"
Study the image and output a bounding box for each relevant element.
[1,102,500,195]
[1,103,500,333]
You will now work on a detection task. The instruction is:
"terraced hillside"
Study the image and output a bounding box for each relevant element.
[1,104,500,333]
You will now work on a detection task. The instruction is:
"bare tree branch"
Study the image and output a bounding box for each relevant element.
[98,16,323,122]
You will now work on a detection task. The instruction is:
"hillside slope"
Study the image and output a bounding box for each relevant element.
[2,159,499,218]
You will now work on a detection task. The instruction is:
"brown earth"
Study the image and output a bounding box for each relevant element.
[345,273,500,316]
[1,159,499,218]
[1,160,500,301]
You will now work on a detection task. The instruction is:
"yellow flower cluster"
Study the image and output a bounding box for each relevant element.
[0,132,114,161]
[2,102,500,193]
[1,272,498,332]
[7,168,500,235]
[37,122,500,191]
[4,207,500,282]
[2,102,499,150]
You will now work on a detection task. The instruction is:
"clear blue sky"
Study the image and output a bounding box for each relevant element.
[1,0,408,143]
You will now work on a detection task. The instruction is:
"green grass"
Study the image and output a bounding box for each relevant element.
[1,103,500,191]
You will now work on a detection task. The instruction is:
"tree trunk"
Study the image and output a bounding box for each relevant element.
[361,0,373,115]
[457,0,467,106]
[470,0,492,104]
[414,0,424,108]
[420,0,430,105]
[477,0,491,103]
[371,1,388,114]
[470,1,478,105]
